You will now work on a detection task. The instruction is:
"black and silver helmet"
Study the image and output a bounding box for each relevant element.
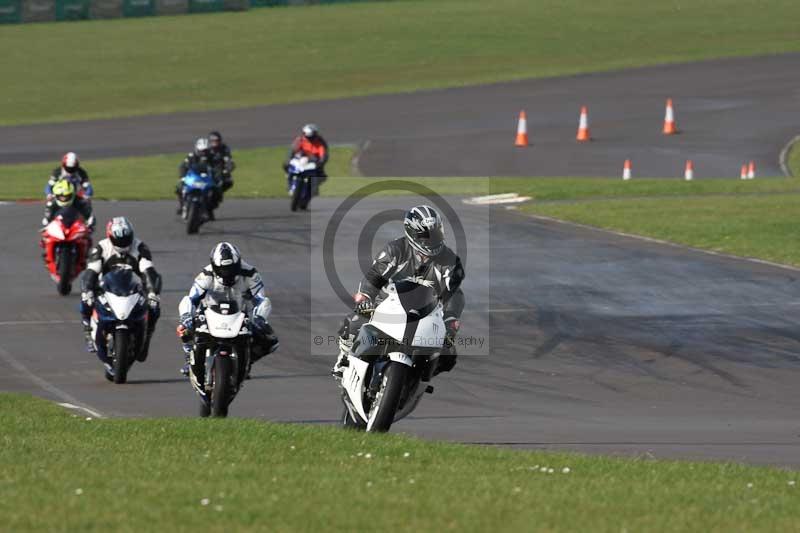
[210,242,241,286]
[403,205,445,257]
[106,216,134,253]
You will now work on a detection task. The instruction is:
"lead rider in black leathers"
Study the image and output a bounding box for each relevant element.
[332,205,465,377]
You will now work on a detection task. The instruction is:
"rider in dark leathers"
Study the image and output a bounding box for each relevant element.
[332,205,465,377]
[207,131,235,194]
[42,178,94,229]
[176,137,227,218]
[80,217,162,379]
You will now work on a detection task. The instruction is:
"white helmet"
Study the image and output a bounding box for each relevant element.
[194,137,210,155]
[301,124,319,138]
[61,152,79,173]
[210,242,241,286]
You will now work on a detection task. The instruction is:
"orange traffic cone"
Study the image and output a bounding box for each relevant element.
[684,160,694,181]
[576,106,591,142]
[740,164,748,180]
[663,98,678,135]
[747,161,756,179]
[622,159,632,180]
[515,111,529,147]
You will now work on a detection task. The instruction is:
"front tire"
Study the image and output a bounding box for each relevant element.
[366,362,409,433]
[56,246,72,295]
[186,202,202,234]
[199,399,211,418]
[112,329,131,384]
[211,356,233,418]
[290,182,302,212]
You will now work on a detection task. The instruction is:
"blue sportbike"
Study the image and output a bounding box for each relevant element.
[180,169,219,234]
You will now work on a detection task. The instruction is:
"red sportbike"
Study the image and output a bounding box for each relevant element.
[40,206,92,295]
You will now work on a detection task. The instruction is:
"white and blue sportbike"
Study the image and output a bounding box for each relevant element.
[91,268,149,384]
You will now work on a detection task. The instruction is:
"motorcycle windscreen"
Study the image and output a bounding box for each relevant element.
[101,269,143,320]
[203,288,246,339]
[371,281,441,344]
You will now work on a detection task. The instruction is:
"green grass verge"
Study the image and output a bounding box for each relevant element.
[4,146,356,200]
[6,147,800,202]
[3,0,800,125]
[2,393,799,532]
[523,194,800,267]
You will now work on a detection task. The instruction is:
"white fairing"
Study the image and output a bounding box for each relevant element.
[340,282,447,427]
[371,288,446,348]
[289,156,317,173]
[103,293,140,321]
[342,357,370,421]
[204,308,245,339]
[46,220,65,240]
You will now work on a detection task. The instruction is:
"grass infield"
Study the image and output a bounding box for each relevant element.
[2,393,799,532]
[2,0,799,125]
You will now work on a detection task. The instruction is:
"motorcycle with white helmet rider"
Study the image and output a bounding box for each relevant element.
[80,217,162,375]
[177,242,279,376]
[45,151,93,202]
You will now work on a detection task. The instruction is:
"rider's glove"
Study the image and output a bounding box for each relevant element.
[41,217,49,227]
[176,313,193,340]
[147,293,160,309]
[354,293,374,316]
[81,291,94,308]
[444,318,460,348]
[87,215,96,231]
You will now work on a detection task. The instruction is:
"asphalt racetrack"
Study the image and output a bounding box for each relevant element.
[3,55,800,466]
[3,197,800,466]
[2,54,799,177]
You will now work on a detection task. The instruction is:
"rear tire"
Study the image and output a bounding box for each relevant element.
[211,356,233,418]
[112,329,130,384]
[186,202,202,234]
[366,362,409,433]
[56,247,72,296]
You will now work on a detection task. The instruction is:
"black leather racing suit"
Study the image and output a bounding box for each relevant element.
[208,143,235,192]
[339,237,465,373]
[80,238,162,364]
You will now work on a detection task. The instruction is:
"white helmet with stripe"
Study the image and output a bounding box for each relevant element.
[210,242,241,286]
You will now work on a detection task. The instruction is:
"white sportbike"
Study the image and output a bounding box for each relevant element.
[338,280,446,432]
[186,288,252,417]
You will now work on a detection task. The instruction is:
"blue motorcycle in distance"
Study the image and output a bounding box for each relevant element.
[181,169,218,234]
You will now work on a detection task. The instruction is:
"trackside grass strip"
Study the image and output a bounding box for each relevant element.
[522,194,800,267]
[2,0,800,125]
[1,393,799,532]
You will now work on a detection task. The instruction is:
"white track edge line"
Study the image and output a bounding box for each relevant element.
[779,134,800,177]
[0,346,104,418]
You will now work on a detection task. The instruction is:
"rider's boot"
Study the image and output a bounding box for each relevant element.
[82,318,96,353]
[180,343,192,377]
[331,335,352,378]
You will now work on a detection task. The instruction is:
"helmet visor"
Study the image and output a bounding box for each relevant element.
[213,263,239,286]
[55,192,74,207]
[407,225,445,256]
